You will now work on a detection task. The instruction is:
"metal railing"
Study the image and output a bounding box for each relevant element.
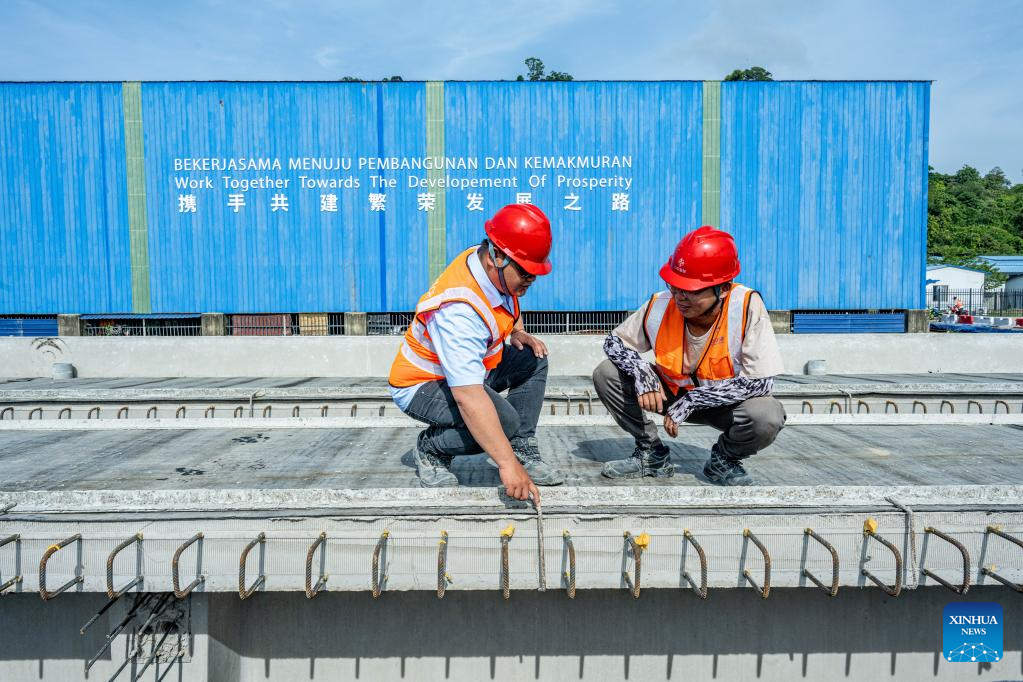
[84,318,202,337]
[522,311,629,335]
[367,312,414,335]
[929,288,1023,316]
[227,314,344,336]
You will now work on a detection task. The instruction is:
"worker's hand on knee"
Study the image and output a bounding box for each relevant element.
[499,461,538,502]
[663,414,679,438]
[510,330,548,358]
[638,387,667,413]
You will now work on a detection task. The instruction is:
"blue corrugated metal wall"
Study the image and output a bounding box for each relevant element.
[442,82,703,311]
[0,83,133,313]
[141,82,428,313]
[721,82,929,310]
[0,81,929,314]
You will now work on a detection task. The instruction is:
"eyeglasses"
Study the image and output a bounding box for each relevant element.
[668,284,712,299]
[504,256,535,280]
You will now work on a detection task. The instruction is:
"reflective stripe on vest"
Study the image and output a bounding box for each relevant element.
[389,247,519,388]
[642,284,754,392]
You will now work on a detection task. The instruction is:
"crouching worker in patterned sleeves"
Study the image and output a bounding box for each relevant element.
[388,204,565,501]
[593,226,786,486]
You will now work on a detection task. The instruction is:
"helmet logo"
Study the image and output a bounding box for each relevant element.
[675,257,686,273]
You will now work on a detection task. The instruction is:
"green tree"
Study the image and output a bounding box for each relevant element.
[927,164,1023,289]
[516,57,574,81]
[723,66,773,81]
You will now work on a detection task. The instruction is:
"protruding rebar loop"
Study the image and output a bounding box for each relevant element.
[857,400,870,414]
[28,407,42,419]
[87,407,100,419]
[829,401,843,414]
[0,534,21,594]
[293,405,301,418]
[622,532,647,599]
[980,526,1023,592]
[304,532,328,599]
[233,406,244,418]
[0,407,12,420]
[39,533,83,600]
[205,406,216,418]
[921,527,971,594]
[885,400,899,414]
[437,531,450,599]
[148,406,158,419]
[105,533,144,599]
[117,406,128,419]
[262,405,272,418]
[994,400,1009,414]
[238,533,266,599]
[58,407,71,420]
[742,529,771,599]
[351,404,358,417]
[371,530,389,599]
[801,401,813,414]
[562,531,576,599]
[320,405,329,417]
[682,530,708,600]
[861,524,903,597]
[803,528,839,597]
[940,400,954,414]
[172,532,205,598]
[912,400,927,414]
[500,525,514,600]
[967,400,982,414]
[175,406,186,419]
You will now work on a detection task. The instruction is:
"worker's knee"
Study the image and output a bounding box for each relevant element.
[591,359,618,393]
[744,397,786,444]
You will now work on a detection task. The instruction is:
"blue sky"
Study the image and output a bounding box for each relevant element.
[1,0,1020,180]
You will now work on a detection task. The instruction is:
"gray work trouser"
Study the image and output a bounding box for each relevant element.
[403,344,548,458]
[592,359,786,459]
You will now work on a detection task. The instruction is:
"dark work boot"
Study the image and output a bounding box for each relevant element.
[601,444,674,479]
[700,445,753,486]
[411,437,459,488]
[513,437,565,486]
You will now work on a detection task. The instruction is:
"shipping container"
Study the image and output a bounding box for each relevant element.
[0,80,929,315]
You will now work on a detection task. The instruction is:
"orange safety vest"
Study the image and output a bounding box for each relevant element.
[642,284,755,392]
[389,247,520,388]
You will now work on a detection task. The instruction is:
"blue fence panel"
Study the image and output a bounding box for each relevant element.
[721,82,929,311]
[141,82,428,313]
[442,81,703,311]
[0,317,59,336]
[0,83,132,313]
[792,312,906,333]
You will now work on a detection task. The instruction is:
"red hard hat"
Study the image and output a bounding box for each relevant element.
[485,204,553,276]
[659,226,740,290]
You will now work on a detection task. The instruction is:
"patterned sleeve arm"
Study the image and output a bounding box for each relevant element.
[603,334,662,395]
[666,376,776,425]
